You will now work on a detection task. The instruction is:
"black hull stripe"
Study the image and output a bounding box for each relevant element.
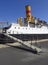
[10,34,48,41]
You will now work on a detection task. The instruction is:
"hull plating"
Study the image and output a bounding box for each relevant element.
[10,34,48,41]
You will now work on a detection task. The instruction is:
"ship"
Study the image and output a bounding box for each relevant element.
[3,5,48,41]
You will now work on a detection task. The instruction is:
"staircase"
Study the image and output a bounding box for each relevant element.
[3,33,42,53]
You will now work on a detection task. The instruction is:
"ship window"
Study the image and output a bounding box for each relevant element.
[8,30,11,33]
[18,27,20,29]
[8,32,10,33]
[13,31,14,34]
[15,27,16,29]
[26,28,27,30]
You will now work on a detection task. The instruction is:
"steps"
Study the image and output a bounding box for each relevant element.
[3,33,42,53]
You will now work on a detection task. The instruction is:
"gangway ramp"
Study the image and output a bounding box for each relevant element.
[3,33,42,53]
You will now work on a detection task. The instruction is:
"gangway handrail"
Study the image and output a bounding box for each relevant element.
[3,33,42,53]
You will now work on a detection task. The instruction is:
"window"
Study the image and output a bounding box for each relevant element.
[18,27,20,29]
[26,28,27,30]
[8,30,11,33]
[8,32,10,33]
[13,31,14,34]
[15,27,16,29]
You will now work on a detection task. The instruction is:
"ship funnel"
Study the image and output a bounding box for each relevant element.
[25,5,31,21]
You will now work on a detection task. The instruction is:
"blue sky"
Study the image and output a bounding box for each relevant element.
[0,0,48,23]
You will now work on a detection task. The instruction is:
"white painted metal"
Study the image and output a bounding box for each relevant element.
[6,23,48,34]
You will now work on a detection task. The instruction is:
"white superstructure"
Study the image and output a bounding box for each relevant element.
[6,22,48,34]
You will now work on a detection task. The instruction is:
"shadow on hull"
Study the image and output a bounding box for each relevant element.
[0,34,48,44]
[10,34,48,41]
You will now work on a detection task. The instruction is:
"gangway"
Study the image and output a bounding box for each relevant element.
[3,33,42,53]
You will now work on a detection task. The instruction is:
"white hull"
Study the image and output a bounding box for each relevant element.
[3,23,48,41]
[6,23,48,34]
